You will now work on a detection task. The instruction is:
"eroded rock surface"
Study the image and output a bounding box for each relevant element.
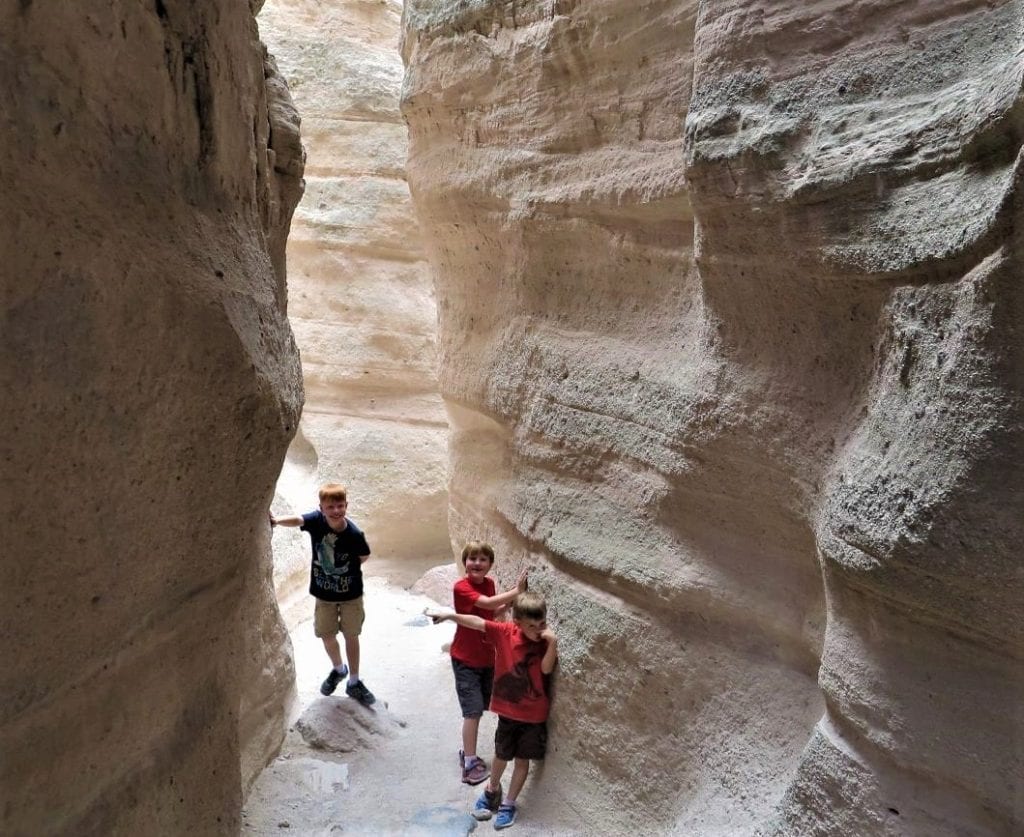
[401,1,1023,834]
[259,0,448,609]
[2,2,303,833]
[295,696,406,753]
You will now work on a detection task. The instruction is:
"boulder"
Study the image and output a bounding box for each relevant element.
[295,696,406,753]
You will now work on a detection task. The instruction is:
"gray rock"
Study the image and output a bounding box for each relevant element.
[295,697,407,753]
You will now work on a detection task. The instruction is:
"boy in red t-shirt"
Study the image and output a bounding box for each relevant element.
[429,591,558,830]
[449,542,528,785]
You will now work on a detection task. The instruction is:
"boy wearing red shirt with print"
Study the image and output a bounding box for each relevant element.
[451,542,528,785]
[429,591,558,830]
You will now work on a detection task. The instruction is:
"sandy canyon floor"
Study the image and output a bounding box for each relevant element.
[242,576,588,836]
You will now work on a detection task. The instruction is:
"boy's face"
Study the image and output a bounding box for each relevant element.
[464,550,493,582]
[320,498,348,530]
[515,617,546,642]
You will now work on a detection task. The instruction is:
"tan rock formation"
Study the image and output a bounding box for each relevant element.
[401,1,1024,834]
[1,2,303,833]
[259,0,448,608]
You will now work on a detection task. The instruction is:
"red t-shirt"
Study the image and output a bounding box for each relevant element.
[484,620,550,723]
[450,576,497,668]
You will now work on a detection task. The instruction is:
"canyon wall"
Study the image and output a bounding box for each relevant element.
[259,0,448,604]
[1,1,303,833]
[401,1,1024,834]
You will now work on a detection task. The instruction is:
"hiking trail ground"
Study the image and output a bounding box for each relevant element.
[242,576,590,836]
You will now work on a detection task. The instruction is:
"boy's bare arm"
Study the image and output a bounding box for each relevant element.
[425,609,486,632]
[474,569,529,611]
[540,628,559,674]
[269,512,303,528]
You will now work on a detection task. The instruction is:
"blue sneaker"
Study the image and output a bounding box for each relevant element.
[494,803,516,830]
[472,784,502,821]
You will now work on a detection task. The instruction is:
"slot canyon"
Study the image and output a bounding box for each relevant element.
[2,0,1022,836]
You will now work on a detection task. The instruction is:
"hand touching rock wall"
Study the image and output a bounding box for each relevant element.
[402,0,1023,833]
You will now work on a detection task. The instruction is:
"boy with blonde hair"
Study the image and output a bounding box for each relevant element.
[429,591,558,830]
[271,483,376,706]
[450,542,528,785]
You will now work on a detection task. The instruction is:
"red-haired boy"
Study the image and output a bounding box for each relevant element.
[271,483,376,706]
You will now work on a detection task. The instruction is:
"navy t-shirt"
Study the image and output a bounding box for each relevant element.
[300,511,371,602]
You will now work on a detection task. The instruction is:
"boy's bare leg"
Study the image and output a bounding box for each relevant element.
[488,756,509,794]
[344,634,360,679]
[462,716,481,758]
[322,634,343,668]
[506,758,530,802]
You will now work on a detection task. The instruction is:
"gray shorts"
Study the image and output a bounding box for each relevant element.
[451,658,494,719]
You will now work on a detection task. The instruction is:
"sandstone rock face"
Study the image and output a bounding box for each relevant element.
[259,0,448,607]
[1,2,303,833]
[401,1,1024,834]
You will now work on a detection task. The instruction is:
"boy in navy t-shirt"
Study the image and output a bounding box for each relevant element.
[271,483,375,705]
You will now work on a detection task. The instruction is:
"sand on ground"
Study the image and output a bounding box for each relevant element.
[242,576,587,836]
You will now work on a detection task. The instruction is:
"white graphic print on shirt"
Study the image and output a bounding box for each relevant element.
[313,533,353,594]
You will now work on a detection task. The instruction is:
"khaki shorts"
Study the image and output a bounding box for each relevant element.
[313,597,365,639]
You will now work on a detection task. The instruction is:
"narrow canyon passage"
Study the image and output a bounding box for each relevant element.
[242,574,588,836]
[6,1,1022,834]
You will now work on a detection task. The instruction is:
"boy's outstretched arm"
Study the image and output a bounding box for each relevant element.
[473,569,529,611]
[425,609,486,632]
[540,628,558,674]
[269,511,303,528]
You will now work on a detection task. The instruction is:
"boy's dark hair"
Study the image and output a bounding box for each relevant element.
[461,541,495,565]
[513,591,546,621]
[318,483,348,503]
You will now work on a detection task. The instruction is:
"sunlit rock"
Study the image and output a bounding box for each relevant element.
[411,563,459,607]
[260,0,448,608]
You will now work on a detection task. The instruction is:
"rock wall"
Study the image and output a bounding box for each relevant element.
[1,1,303,833]
[259,0,448,605]
[401,1,1024,834]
